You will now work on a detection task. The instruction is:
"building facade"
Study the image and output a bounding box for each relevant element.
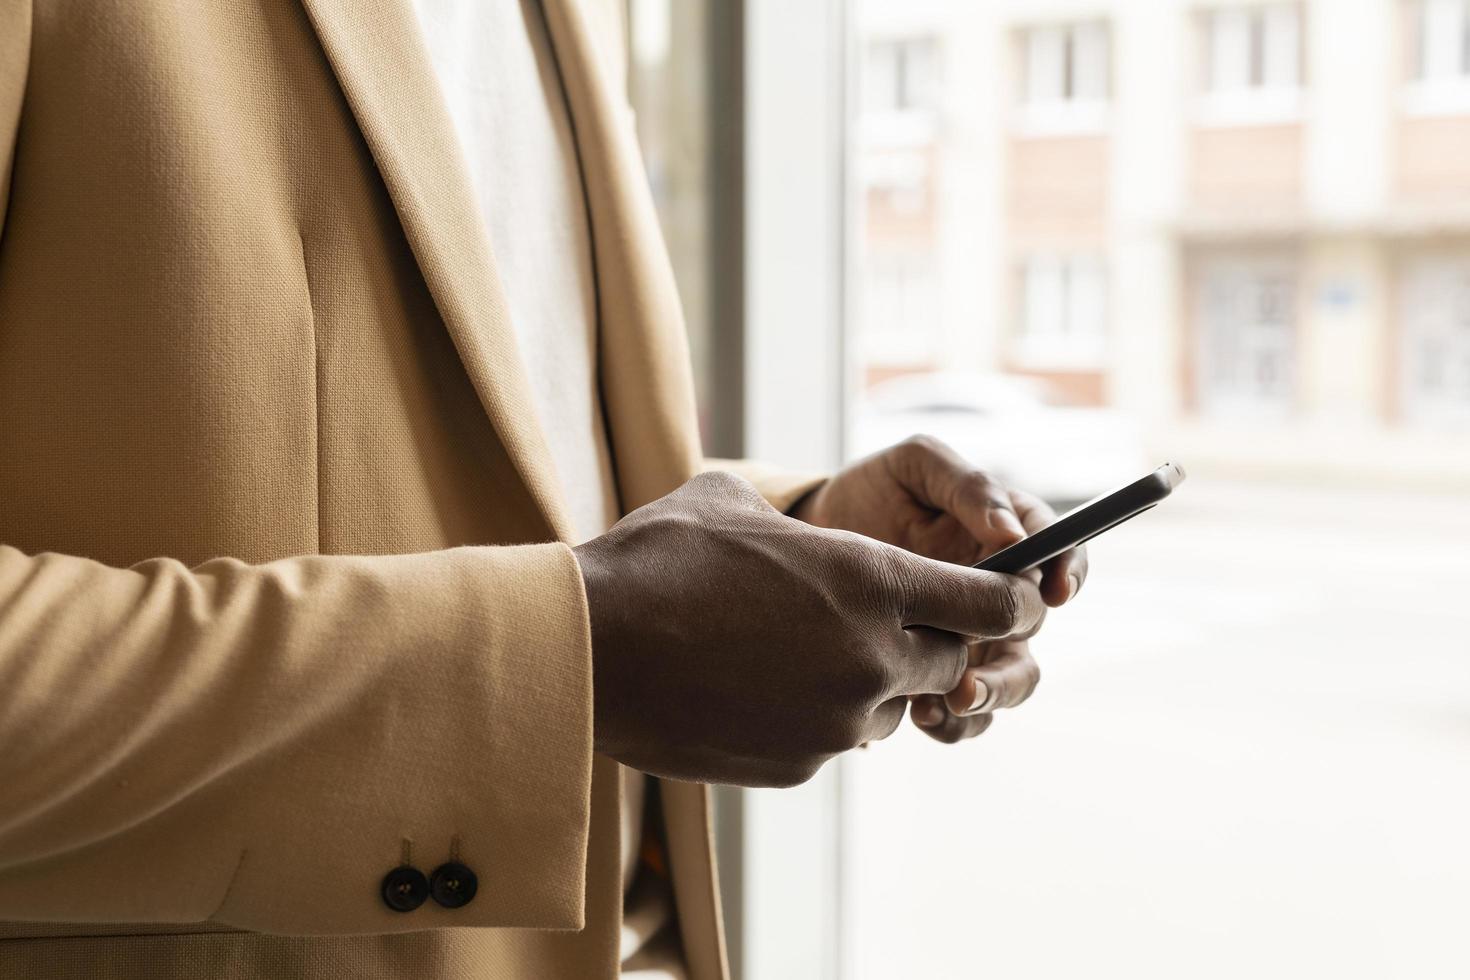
[855,0,1470,487]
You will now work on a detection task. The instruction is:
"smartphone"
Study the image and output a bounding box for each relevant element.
[973,462,1186,575]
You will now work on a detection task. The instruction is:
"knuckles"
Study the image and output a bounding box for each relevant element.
[920,709,996,745]
[941,642,969,692]
[896,435,1000,488]
[898,433,946,461]
[765,757,826,789]
[994,577,1024,634]
[958,469,1004,508]
[836,653,892,707]
[928,720,966,745]
[685,469,765,508]
[818,531,902,611]
[1022,656,1042,698]
[870,700,906,743]
[951,712,995,744]
[973,573,1035,638]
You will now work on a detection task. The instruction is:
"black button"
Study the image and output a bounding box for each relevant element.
[380,866,429,912]
[429,861,478,909]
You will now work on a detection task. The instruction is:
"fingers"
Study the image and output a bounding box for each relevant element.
[896,625,969,697]
[1010,488,1090,607]
[910,693,996,744]
[886,545,1045,641]
[892,436,1026,555]
[942,639,1040,716]
[1008,487,1056,536]
[880,437,1094,608]
[910,639,1040,744]
[865,695,910,744]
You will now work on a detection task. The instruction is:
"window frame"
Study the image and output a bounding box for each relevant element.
[1190,250,1301,421]
[1403,0,1470,116]
[1013,252,1111,371]
[1014,19,1113,137]
[1397,250,1470,428]
[1194,2,1305,128]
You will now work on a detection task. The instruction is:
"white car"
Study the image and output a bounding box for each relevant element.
[848,371,1147,507]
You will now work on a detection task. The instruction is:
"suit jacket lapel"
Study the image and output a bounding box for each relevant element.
[538,7,725,980]
[540,0,704,512]
[299,0,576,542]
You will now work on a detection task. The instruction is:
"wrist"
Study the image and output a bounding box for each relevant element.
[572,537,620,757]
[788,482,828,524]
[571,539,609,644]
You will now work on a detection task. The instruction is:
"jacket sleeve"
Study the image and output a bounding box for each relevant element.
[0,0,28,237]
[0,543,594,935]
[703,458,827,516]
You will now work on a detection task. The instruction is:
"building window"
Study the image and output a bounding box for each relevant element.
[1197,4,1302,125]
[1400,256,1470,427]
[1194,256,1297,419]
[1014,254,1108,369]
[1204,4,1301,92]
[1405,0,1470,114]
[859,249,940,369]
[1016,22,1110,135]
[1413,0,1470,80]
[865,37,941,116]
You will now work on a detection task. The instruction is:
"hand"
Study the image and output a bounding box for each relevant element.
[574,471,1045,787]
[906,638,1039,744]
[791,435,1088,743]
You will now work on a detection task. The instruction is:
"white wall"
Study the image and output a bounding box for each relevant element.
[745,0,847,473]
[741,4,849,978]
[1108,2,1189,423]
[1305,0,1393,222]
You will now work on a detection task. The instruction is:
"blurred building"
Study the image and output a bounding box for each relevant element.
[855,0,1470,488]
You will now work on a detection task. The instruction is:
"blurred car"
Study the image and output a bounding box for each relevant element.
[848,371,1147,507]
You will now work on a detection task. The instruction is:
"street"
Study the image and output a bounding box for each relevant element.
[841,479,1470,979]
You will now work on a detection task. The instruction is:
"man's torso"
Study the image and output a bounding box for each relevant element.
[0,0,715,976]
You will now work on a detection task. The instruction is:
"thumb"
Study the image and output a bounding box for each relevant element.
[886,545,1045,640]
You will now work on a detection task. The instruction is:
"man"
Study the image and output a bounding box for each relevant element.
[0,0,1085,977]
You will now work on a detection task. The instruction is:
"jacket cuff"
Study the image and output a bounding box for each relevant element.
[212,543,594,934]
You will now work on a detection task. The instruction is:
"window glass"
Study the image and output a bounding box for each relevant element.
[1071,22,1111,102]
[1199,3,1301,123]
[1260,5,1301,88]
[1400,255,1470,426]
[1418,0,1469,80]
[1016,20,1111,135]
[1207,8,1253,92]
[865,37,942,115]
[859,249,939,370]
[1023,26,1068,105]
[1021,21,1110,106]
[1404,0,1470,115]
[1464,1,1470,73]
[841,4,1470,978]
[634,3,1470,976]
[1193,254,1297,419]
[1016,254,1108,369]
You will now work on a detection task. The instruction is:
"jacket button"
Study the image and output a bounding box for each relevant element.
[380,866,429,912]
[429,861,478,909]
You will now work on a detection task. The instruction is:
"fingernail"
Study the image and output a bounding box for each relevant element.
[966,679,990,715]
[914,701,945,727]
[1067,573,1081,601]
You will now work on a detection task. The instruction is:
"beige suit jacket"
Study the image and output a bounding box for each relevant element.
[0,0,819,976]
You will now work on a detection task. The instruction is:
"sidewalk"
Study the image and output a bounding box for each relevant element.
[842,479,1470,980]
